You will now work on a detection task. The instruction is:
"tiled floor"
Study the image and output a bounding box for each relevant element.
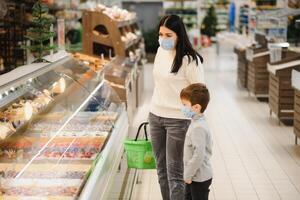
[130,44,300,200]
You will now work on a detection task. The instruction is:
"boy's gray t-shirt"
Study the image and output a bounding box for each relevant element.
[183,114,213,182]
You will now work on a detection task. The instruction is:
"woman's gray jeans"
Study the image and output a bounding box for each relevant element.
[149,112,190,200]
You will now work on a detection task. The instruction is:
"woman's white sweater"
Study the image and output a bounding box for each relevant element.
[150,47,205,119]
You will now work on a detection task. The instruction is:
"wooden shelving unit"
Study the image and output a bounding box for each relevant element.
[82,10,142,58]
[268,51,300,122]
[81,8,145,123]
[234,47,248,88]
[246,34,270,97]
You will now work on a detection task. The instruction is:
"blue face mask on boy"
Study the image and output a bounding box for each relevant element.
[181,106,197,118]
[159,38,176,50]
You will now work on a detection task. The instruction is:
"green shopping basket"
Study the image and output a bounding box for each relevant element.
[124,122,156,169]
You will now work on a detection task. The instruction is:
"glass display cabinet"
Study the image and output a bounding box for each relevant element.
[0,51,129,199]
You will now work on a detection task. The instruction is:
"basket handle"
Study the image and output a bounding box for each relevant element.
[135,122,149,141]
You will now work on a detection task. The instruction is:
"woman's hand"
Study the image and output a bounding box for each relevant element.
[184,180,192,184]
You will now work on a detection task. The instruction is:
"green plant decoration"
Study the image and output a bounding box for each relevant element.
[201,5,218,37]
[24,0,56,63]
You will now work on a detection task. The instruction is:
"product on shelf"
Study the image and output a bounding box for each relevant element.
[1,178,82,197]
[41,146,99,160]
[215,4,229,31]
[0,122,15,140]
[30,90,53,114]
[55,10,82,21]
[93,4,136,21]
[35,112,67,121]
[2,170,86,179]
[0,90,55,139]
[121,32,138,44]
[91,111,118,121]
[51,77,66,94]
[30,122,112,134]
[29,111,117,133]
[73,53,110,71]
[239,5,249,34]
[0,101,33,138]
[249,4,288,41]
[0,136,107,160]
[1,101,33,121]
[0,163,91,179]
[165,8,198,30]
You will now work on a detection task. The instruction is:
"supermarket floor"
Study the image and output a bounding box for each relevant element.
[130,44,300,200]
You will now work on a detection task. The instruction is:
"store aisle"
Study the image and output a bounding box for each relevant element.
[131,44,300,200]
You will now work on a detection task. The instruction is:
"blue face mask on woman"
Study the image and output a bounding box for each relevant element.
[159,38,176,50]
[181,106,196,118]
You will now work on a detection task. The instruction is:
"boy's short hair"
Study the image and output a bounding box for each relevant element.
[180,83,210,113]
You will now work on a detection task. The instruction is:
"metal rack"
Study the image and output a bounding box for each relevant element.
[0,2,27,74]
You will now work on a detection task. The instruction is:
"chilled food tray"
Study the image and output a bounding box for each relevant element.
[2,170,86,179]
[29,111,118,133]
[1,179,82,198]
[0,136,107,161]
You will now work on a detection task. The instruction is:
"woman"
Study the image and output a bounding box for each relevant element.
[149,15,205,200]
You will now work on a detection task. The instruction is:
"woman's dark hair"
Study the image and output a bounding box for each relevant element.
[158,15,204,73]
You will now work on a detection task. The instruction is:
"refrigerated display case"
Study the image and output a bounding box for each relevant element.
[0,51,129,199]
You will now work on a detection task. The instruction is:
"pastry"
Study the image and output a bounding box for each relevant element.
[94,111,118,121]
[1,101,33,122]
[0,122,15,140]
[23,102,33,121]
[35,112,66,121]
[4,149,17,159]
[51,78,66,94]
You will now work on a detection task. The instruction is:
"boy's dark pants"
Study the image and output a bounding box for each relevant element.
[185,179,212,200]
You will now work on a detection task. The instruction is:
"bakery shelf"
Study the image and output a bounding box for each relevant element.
[83,10,143,58]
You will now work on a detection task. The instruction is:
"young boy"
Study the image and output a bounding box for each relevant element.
[180,83,213,200]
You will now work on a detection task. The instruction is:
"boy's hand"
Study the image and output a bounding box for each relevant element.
[184,180,192,184]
